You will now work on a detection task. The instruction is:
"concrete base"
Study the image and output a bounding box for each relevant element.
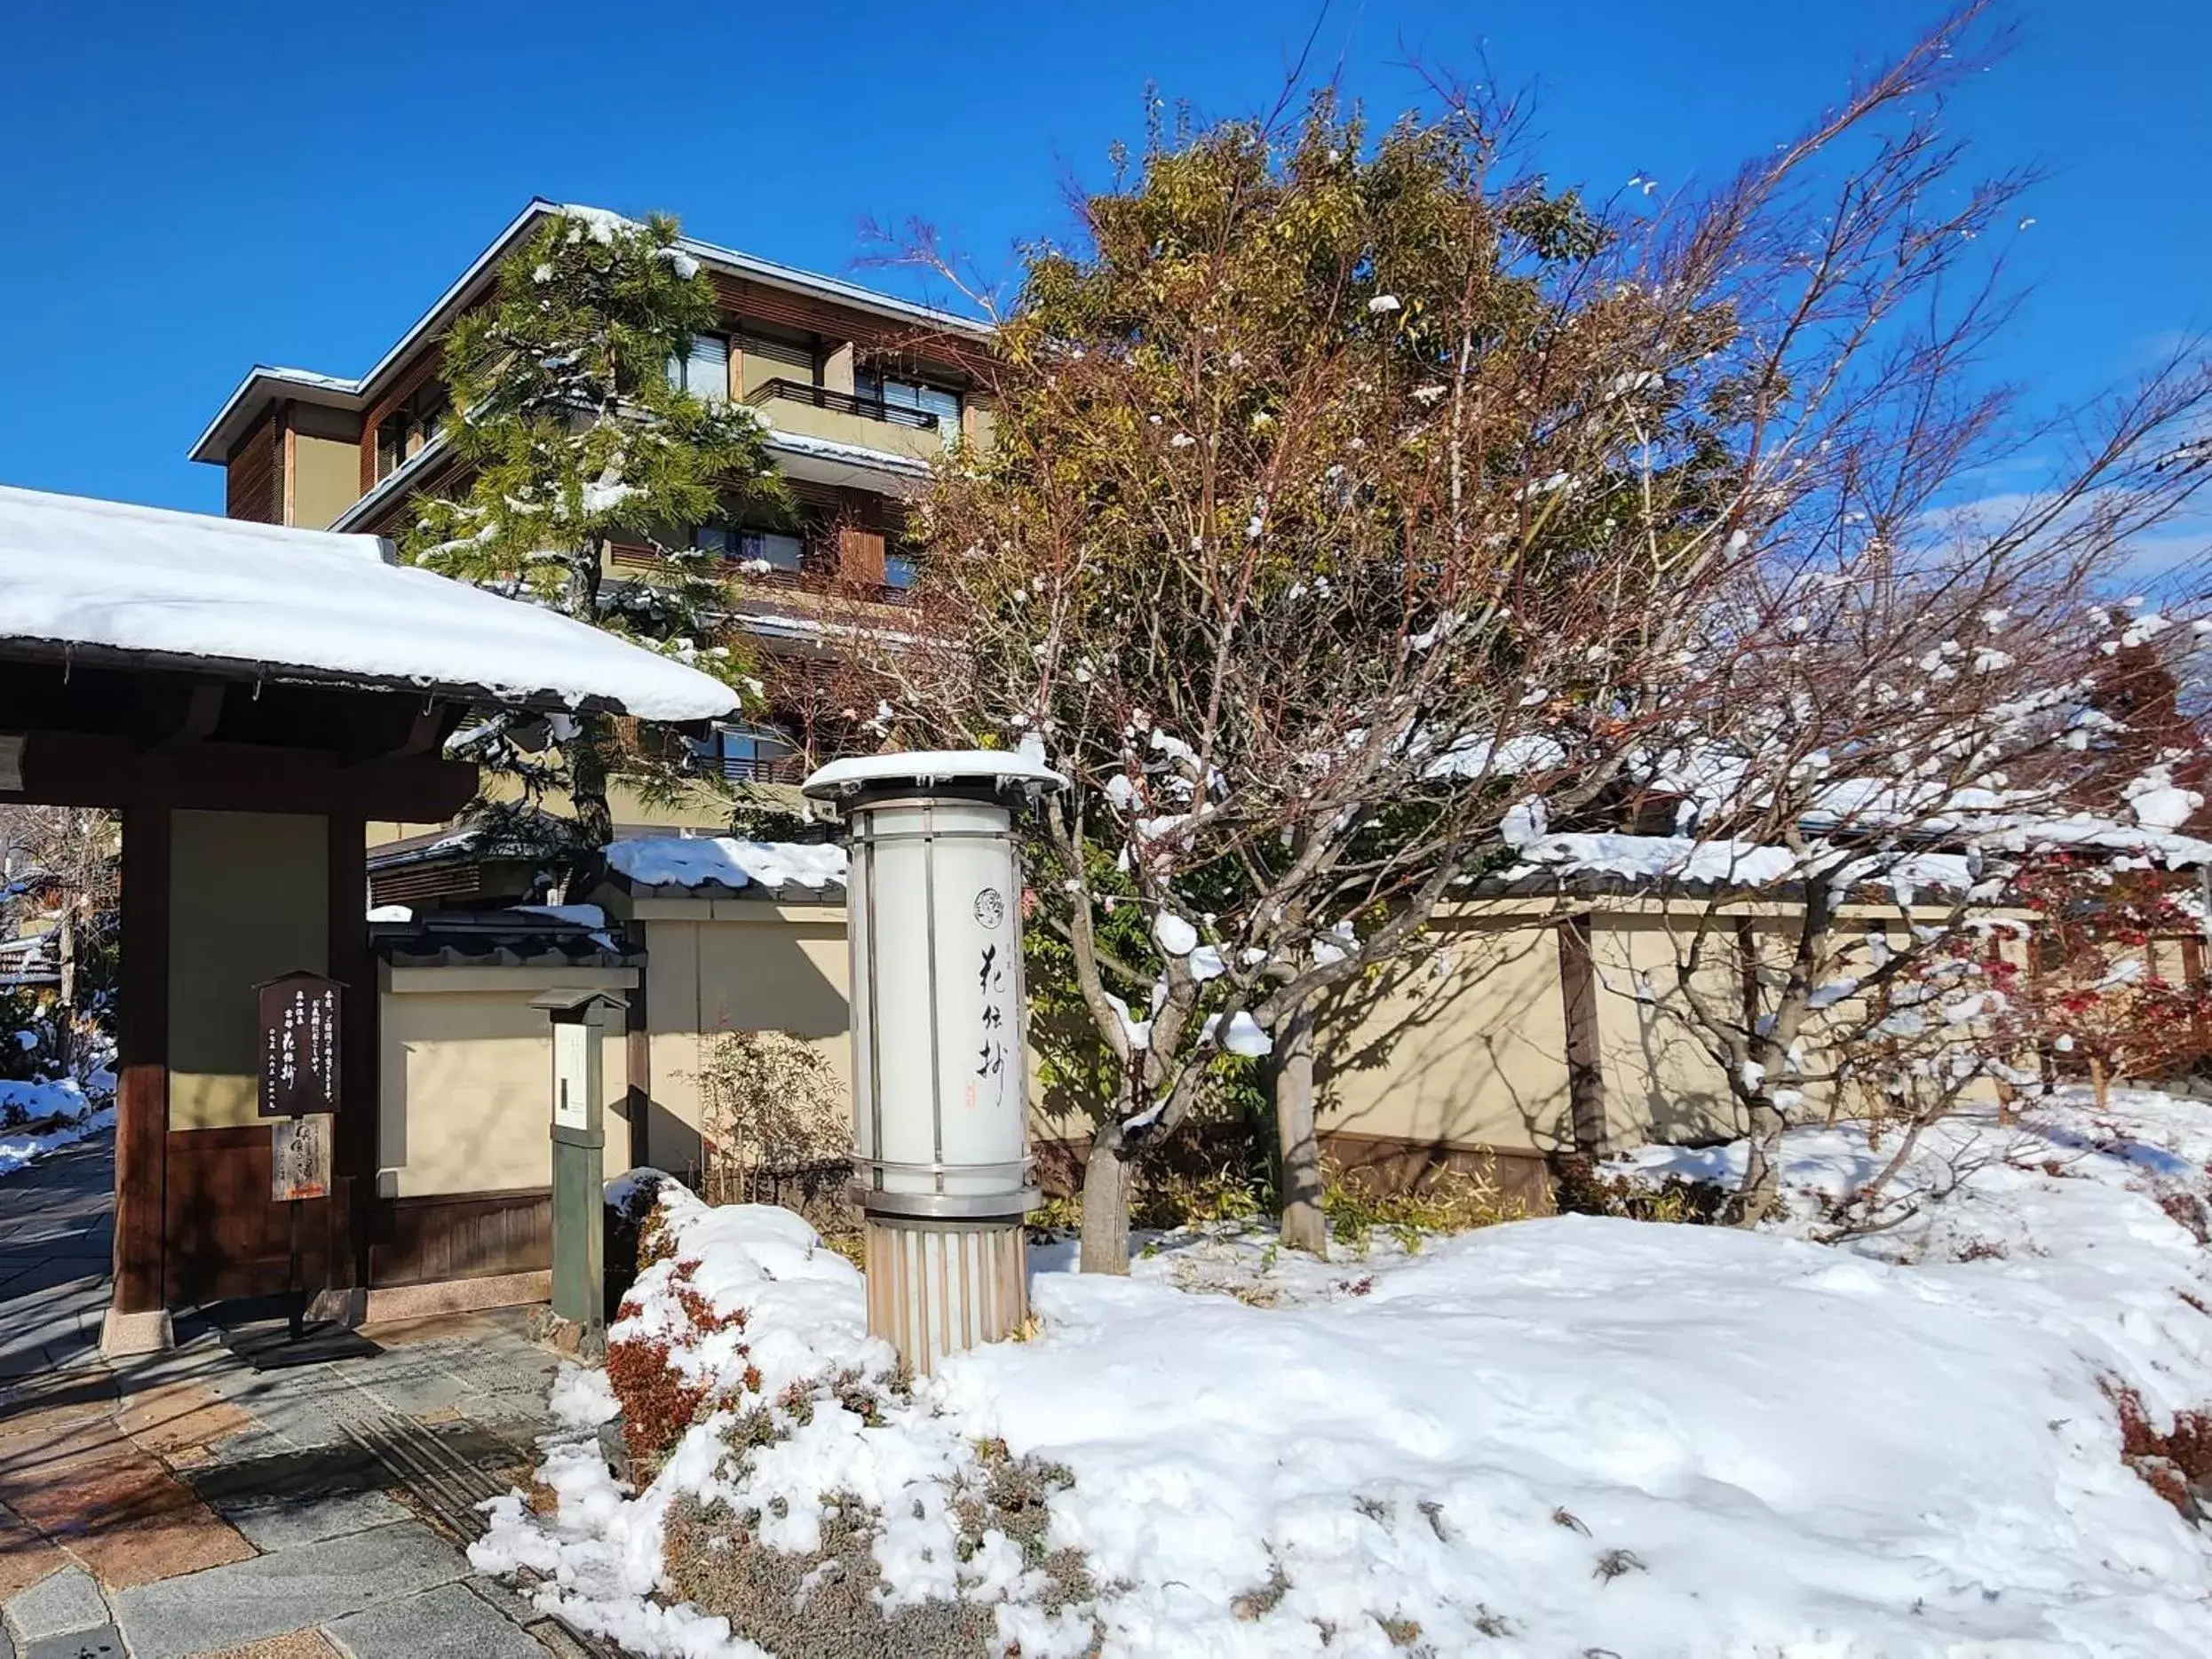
[361,1270,551,1325]
[99,1304,175,1358]
[308,1285,369,1329]
[864,1216,1027,1377]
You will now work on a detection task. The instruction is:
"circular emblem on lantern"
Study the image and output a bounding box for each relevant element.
[973,887,1007,929]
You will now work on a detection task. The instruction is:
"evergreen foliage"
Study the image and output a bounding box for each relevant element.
[404,207,788,859]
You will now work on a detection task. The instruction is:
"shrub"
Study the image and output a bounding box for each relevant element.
[2106,1381,2212,1521]
[1320,1159,1527,1253]
[693,1028,853,1233]
[1554,1159,1733,1225]
[604,1240,753,1468]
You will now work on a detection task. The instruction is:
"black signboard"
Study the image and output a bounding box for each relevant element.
[257,971,343,1120]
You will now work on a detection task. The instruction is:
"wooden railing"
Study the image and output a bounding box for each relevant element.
[743,377,942,432]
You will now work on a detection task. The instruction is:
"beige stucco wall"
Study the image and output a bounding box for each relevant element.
[762,395,943,465]
[169,810,329,1130]
[290,431,362,530]
[377,964,635,1198]
[627,903,852,1177]
[1588,915,1746,1145]
[1322,917,1574,1153]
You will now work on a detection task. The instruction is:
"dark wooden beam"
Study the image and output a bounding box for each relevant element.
[327,812,377,1314]
[133,680,226,753]
[340,701,457,768]
[626,958,652,1173]
[113,805,170,1319]
[1558,914,1610,1157]
[12,730,476,820]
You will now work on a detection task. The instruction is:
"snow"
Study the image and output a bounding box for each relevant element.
[1213,1008,1272,1057]
[0,1077,112,1178]
[1153,912,1198,957]
[605,836,847,895]
[800,750,1067,798]
[478,1088,2212,1657]
[366,904,413,923]
[759,424,933,478]
[0,485,738,721]
[1506,831,1801,886]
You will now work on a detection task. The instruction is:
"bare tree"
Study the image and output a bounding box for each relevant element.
[875,8,2207,1268]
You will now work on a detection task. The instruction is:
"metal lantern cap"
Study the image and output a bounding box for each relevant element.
[801,749,1067,803]
[527,988,629,1020]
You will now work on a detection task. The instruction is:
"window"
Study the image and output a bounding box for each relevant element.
[883,549,919,590]
[694,721,799,782]
[668,332,731,402]
[693,524,805,575]
[857,373,963,448]
[737,329,817,396]
[375,382,448,482]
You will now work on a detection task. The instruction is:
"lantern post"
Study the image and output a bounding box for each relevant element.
[530,986,627,1357]
[802,750,1066,1375]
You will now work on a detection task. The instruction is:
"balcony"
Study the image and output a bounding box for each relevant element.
[607,541,916,607]
[686,750,808,785]
[743,378,947,469]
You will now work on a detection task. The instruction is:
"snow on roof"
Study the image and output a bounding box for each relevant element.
[0,486,738,721]
[606,836,847,896]
[802,750,1069,798]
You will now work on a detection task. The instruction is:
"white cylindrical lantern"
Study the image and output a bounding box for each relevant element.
[803,750,1065,1374]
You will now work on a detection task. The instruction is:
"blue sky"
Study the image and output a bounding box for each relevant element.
[1,1,2205,517]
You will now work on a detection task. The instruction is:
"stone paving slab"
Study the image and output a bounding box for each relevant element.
[4,1565,107,1641]
[218,1490,408,1554]
[322,1582,547,1659]
[0,1511,63,1607]
[1,1438,254,1591]
[203,1634,344,1659]
[111,1520,467,1659]
[22,1627,122,1659]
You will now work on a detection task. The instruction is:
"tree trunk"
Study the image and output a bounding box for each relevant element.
[567,711,618,856]
[1078,1119,1134,1274]
[54,909,75,1072]
[1733,1094,1784,1227]
[2089,1054,2110,1109]
[1274,1008,1328,1257]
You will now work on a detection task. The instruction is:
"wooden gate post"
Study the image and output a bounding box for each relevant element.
[102,804,172,1355]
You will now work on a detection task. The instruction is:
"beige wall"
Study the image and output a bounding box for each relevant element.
[378,964,634,1197]
[290,431,361,530]
[1588,915,1744,1145]
[170,810,329,1130]
[627,902,851,1176]
[1323,917,1574,1154]
[760,395,944,465]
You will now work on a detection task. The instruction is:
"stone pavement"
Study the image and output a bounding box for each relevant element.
[0,1136,615,1657]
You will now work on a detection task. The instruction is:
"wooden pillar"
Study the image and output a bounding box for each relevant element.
[321,811,376,1322]
[625,962,652,1174]
[1558,913,1610,1157]
[102,804,172,1354]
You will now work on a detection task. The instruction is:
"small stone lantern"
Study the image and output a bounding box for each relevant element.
[803,750,1066,1374]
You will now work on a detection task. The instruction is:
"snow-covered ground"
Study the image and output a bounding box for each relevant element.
[0,1076,113,1178]
[476,1089,2212,1657]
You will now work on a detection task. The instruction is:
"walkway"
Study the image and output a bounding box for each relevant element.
[0,1136,615,1658]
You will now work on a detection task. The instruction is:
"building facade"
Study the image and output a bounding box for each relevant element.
[191,199,990,893]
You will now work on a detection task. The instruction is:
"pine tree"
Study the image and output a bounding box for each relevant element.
[405,207,787,862]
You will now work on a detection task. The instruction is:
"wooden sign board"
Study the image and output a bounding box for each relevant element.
[272,1113,332,1202]
[258,971,343,1120]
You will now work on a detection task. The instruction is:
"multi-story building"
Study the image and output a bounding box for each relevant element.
[189,198,991,902]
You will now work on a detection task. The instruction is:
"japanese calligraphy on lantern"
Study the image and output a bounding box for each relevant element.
[971,890,1014,1109]
[257,972,343,1120]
